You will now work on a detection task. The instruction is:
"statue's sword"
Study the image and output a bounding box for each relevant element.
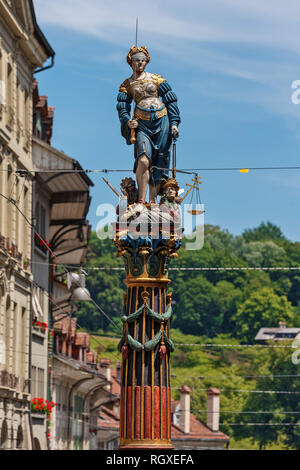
[172,137,177,178]
[130,17,139,145]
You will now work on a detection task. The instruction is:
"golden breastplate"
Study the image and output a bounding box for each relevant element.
[130,81,157,103]
[119,73,166,107]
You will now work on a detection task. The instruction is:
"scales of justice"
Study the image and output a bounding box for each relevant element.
[103,32,203,449]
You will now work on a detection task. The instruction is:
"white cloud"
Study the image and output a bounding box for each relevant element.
[33,0,300,119]
[34,0,300,51]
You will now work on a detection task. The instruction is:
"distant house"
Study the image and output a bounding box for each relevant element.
[171,386,229,450]
[255,321,300,343]
[96,362,230,450]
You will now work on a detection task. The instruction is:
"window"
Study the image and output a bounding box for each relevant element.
[23,89,30,150]
[34,202,47,252]
[23,187,28,258]
[31,367,45,398]
[6,62,13,129]
[0,420,8,450]
[5,296,11,369]
[40,206,46,238]
[15,178,19,244]
[21,307,26,381]
[33,110,42,138]
[12,302,18,377]
[16,79,20,124]
[37,368,44,397]
[35,201,46,238]
[31,366,37,396]
[35,201,40,231]
[6,63,12,106]
[6,165,13,240]
[0,49,5,106]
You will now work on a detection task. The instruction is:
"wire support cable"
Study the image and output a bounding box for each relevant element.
[171,373,300,380]
[26,261,300,272]
[2,164,300,176]
[186,388,300,395]
[174,343,297,349]
[175,409,300,415]
[220,422,300,426]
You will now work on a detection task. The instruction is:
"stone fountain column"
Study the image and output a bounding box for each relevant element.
[114,224,181,449]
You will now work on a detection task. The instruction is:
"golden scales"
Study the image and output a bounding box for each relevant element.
[179,175,205,215]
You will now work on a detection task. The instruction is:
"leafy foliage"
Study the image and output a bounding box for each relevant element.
[77,222,300,341]
[234,288,294,343]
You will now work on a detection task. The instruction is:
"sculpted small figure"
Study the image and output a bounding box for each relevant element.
[120,177,138,206]
[117,45,181,205]
[159,178,181,233]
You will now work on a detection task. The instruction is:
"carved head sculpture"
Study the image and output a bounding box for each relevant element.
[121,177,138,205]
[161,178,180,202]
[127,46,150,65]
[127,46,150,75]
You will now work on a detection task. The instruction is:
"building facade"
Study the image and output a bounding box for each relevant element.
[0,0,53,450]
[30,80,55,450]
[31,75,95,449]
[52,317,119,450]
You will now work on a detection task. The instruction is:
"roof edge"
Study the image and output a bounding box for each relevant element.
[29,0,55,58]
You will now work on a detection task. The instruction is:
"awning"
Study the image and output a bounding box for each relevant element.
[51,221,90,266]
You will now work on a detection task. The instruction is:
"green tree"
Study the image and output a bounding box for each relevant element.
[232,345,300,449]
[242,222,286,243]
[235,240,286,267]
[234,288,294,343]
[214,280,243,334]
[173,275,220,336]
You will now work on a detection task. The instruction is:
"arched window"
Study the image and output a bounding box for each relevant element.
[16,425,23,449]
[33,437,41,450]
[0,420,8,449]
[5,295,11,367]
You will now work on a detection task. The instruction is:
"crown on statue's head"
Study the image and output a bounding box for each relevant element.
[161,177,179,192]
[127,45,150,65]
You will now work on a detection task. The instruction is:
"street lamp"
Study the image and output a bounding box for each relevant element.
[67,269,91,301]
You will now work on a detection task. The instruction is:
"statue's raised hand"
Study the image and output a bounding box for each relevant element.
[171,125,179,139]
[128,119,138,129]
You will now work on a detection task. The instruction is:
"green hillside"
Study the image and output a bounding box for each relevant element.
[88,330,300,450]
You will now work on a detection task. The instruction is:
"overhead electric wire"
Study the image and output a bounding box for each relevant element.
[27,261,300,272]
[171,373,300,380]
[185,388,300,395]
[175,409,300,415]
[220,422,300,426]
[2,164,300,175]
[174,343,297,349]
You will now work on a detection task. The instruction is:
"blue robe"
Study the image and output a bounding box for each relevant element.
[116,80,180,186]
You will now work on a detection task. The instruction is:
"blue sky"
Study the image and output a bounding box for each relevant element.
[34,0,300,241]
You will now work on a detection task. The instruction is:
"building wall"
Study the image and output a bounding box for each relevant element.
[30,176,51,449]
[0,1,48,450]
[52,377,91,451]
